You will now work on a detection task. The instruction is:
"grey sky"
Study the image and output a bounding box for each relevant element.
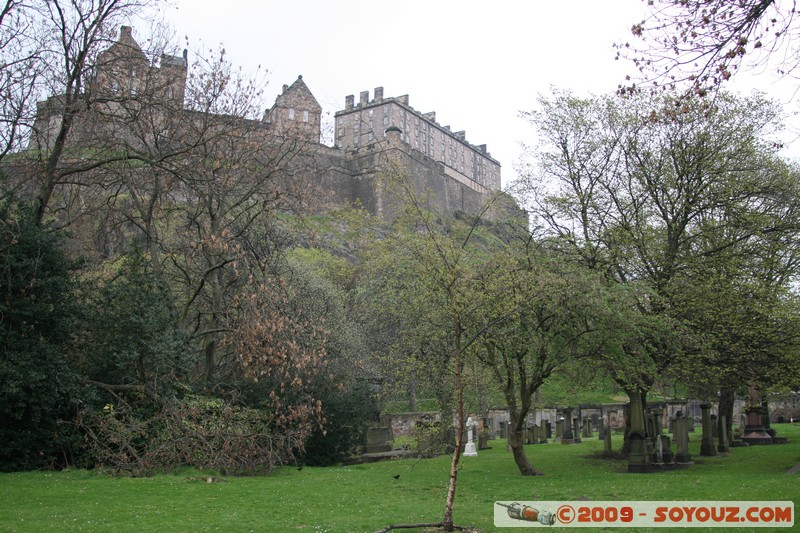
[165,0,798,186]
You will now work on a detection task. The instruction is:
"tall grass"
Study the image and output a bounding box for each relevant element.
[1,424,798,532]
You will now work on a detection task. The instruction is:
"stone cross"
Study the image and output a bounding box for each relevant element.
[464,416,478,456]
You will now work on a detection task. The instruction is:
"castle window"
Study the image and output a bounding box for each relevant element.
[289,108,295,120]
[383,105,388,114]
[383,116,388,126]
[303,110,309,122]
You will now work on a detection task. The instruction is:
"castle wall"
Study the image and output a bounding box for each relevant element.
[315,133,488,219]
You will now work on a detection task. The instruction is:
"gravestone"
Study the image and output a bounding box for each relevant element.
[572,417,583,444]
[741,404,773,445]
[464,417,478,456]
[561,407,579,444]
[651,407,673,465]
[363,425,394,454]
[582,418,593,438]
[666,399,686,432]
[699,404,717,456]
[555,419,564,439]
[545,421,552,439]
[627,394,652,473]
[674,411,692,464]
[525,426,534,445]
[603,422,613,454]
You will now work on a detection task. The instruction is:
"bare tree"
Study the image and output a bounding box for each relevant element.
[618,0,799,97]
[3,0,158,224]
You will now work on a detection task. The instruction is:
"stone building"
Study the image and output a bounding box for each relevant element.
[27,26,514,221]
[263,76,322,143]
[334,87,501,194]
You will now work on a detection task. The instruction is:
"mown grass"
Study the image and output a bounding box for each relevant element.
[1,424,798,532]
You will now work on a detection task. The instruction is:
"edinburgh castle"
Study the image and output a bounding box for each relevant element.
[28,26,515,229]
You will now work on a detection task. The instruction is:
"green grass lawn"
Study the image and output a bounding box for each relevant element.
[1,424,798,532]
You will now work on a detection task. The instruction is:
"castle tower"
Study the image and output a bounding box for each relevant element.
[264,75,322,143]
[93,26,187,107]
[94,26,150,99]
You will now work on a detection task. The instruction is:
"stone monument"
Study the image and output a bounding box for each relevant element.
[464,416,478,457]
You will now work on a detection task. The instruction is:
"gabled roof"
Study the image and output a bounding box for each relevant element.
[274,75,321,112]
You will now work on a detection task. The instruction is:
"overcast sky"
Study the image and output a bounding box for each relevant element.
[162,0,799,187]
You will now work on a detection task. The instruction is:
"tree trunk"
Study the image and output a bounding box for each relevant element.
[621,388,648,457]
[442,318,464,531]
[507,425,543,476]
[718,386,735,444]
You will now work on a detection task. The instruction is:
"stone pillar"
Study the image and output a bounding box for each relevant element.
[572,417,583,444]
[627,394,652,473]
[582,418,592,438]
[699,404,717,456]
[651,407,673,464]
[555,420,564,439]
[674,412,692,464]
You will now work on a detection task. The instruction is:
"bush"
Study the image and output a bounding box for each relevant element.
[78,393,306,476]
[0,200,81,470]
[300,378,373,466]
[413,416,446,456]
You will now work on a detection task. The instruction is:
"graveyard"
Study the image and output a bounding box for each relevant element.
[1,420,797,532]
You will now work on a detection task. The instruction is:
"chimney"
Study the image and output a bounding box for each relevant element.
[120,26,132,41]
[454,130,466,141]
[359,90,369,107]
[345,94,354,110]
[478,144,487,154]
[374,86,384,102]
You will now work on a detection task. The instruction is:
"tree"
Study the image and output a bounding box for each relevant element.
[0,195,80,470]
[618,0,800,97]
[517,88,800,455]
[74,251,191,400]
[357,168,507,530]
[0,0,161,225]
[474,237,616,475]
